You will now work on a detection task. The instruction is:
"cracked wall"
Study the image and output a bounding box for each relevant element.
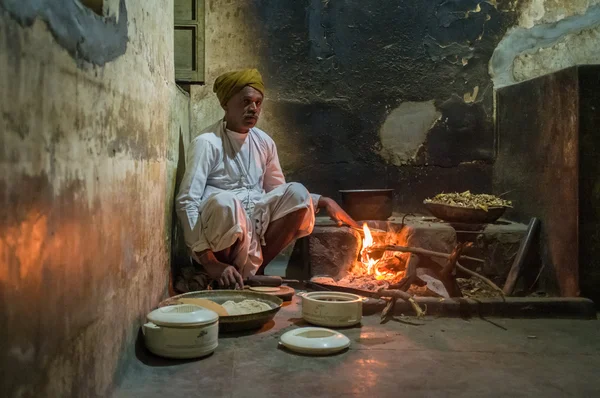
[193,0,519,212]
[0,0,189,396]
[490,0,600,88]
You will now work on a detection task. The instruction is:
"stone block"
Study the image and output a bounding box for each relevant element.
[459,221,528,284]
[397,219,456,269]
[307,226,362,280]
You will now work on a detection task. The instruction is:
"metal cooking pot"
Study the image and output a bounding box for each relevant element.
[339,189,394,221]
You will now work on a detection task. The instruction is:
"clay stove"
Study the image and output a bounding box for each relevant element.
[303,216,520,300]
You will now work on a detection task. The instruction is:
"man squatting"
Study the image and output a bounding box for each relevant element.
[176,69,359,289]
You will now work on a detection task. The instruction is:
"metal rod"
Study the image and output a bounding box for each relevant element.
[502,217,540,295]
[349,225,387,234]
[371,245,485,264]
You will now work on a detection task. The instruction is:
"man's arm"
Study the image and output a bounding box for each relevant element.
[317,196,360,228]
[262,140,285,192]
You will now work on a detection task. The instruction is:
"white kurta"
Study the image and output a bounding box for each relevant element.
[176,119,320,277]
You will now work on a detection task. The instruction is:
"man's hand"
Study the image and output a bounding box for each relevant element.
[197,250,244,289]
[217,265,244,289]
[319,197,360,229]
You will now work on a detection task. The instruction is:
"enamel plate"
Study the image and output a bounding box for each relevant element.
[279,327,350,355]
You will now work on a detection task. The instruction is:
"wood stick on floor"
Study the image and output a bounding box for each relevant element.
[380,297,396,323]
[378,289,426,317]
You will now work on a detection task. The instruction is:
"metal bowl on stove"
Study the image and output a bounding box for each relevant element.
[339,189,394,221]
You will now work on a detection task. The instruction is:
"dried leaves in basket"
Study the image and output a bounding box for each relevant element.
[424,191,512,212]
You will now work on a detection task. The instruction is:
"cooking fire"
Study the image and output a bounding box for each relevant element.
[314,223,504,303]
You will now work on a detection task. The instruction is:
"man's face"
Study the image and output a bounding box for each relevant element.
[224,86,263,133]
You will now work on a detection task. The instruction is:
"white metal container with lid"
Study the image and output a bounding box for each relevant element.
[300,291,364,327]
[142,304,219,359]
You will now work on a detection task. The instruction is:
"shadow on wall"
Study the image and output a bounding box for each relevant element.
[171,128,192,292]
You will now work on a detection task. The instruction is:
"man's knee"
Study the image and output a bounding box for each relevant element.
[284,182,311,205]
[200,192,249,253]
[201,192,244,225]
[204,192,240,212]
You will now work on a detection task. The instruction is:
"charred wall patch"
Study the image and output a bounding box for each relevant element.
[420,95,494,167]
[234,0,519,210]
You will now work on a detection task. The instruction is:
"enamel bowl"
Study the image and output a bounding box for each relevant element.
[300,291,364,327]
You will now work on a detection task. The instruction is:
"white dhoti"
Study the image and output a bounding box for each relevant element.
[192,182,316,278]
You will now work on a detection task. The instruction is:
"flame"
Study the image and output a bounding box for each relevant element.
[360,223,378,275]
[358,223,399,281]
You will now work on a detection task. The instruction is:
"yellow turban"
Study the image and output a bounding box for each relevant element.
[213,69,265,106]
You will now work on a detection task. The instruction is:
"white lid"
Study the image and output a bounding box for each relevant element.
[147,304,219,327]
[279,327,350,355]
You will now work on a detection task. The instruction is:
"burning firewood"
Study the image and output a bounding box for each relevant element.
[388,254,420,291]
[369,243,504,298]
[347,222,501,314]
[376,255,406,273]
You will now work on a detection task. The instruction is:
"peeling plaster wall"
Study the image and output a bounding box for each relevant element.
[193,0,520,212]
[0,0,189,396]
[490,0,600,88]
[379,101,441,167]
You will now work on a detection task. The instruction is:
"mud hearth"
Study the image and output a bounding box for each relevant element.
[288,214,529,294]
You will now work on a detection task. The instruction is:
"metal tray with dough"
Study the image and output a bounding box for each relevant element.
[160,290,283,332]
